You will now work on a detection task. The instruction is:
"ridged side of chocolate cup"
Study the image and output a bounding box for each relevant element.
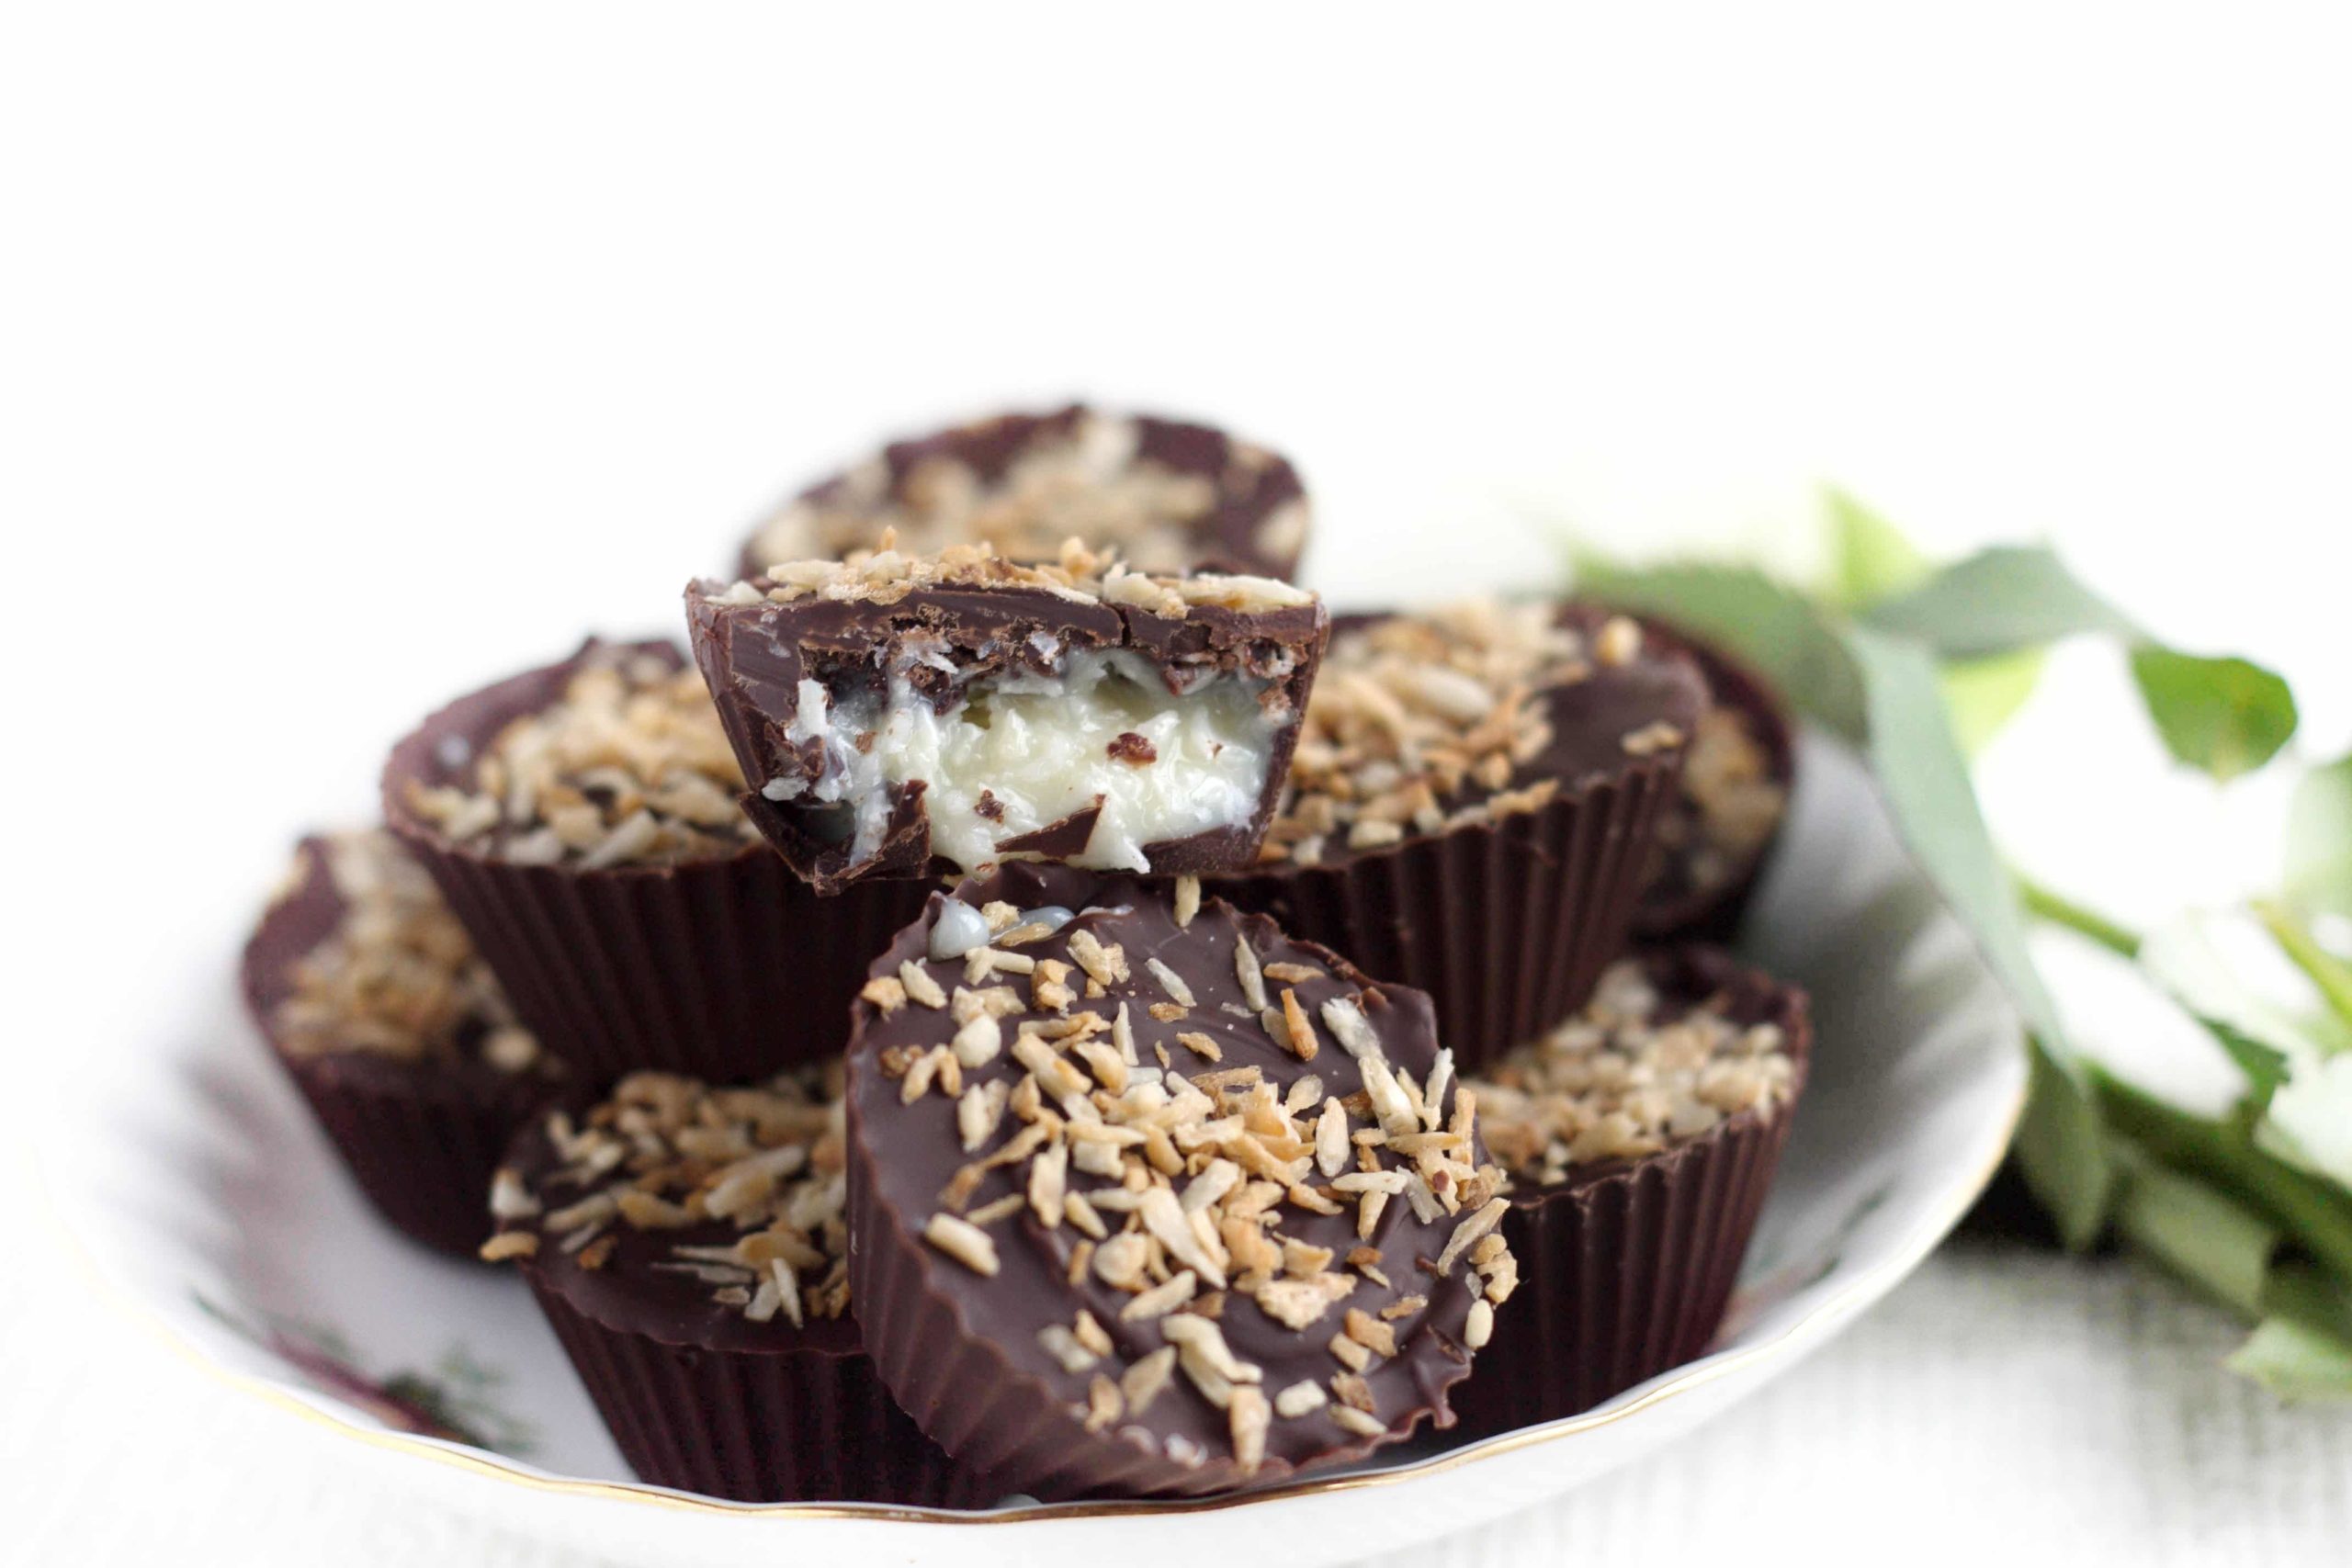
[381,639,933,1085]
[277,1051,547,1257]
[737,404,1312,581]
[846,1114,1242,1500]
[1451,950,1813,1434]
[523,1273,994,1506]
[1628,616,1797,943]
[849,1100,1466,1500]
[242,837,554,1258]
[402,837,929,1083]
[1214,756,1682,1073]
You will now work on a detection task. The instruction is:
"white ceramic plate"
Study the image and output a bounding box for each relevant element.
[38,738,2022,1568]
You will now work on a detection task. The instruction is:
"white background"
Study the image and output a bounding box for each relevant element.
[4,4,2348,1563]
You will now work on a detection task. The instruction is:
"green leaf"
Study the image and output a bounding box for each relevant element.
[2140,912,2328,1073]
[2258,1053,2352,1193]
[1843,626,2109,1243]
[2111,1144,2280,1316]
[2199,1014,2293,1113]
[2225,1316,2352,1401]
[2128,647,2299,783]
[1821,488,1931,608]
[2282,751,2352,919]
[1570,555,1868,743]
[1849,628,2068,1044]
[2016,1036,2117,1249]
[2252,899,2352,1039]
[2033,895,2295,1114]
[1843,540,2289,777]
[1940,647,2047,756]
[1861,544,2141,659]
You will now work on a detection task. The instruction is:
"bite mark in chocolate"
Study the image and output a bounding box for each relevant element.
[688,543,1329,893]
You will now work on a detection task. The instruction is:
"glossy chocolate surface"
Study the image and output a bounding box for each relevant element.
[844,864,1497,1495]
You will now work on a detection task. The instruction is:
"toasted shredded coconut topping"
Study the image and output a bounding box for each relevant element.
[747,410,1309,576]
[1471,959,1798,1183]
[884,894,1517,1475]
[1650,704,1788,897]
[1261,601,1658,867]
[405,646,757,870]
[484,1068,849,1327]
[268,830,544,1074]
[711,536,1310,620]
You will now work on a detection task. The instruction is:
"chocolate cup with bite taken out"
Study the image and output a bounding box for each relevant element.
[685,562,1329,896]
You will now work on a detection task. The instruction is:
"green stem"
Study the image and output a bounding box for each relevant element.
[2096,1071,2352,1283]
[2106,1136,2352,1348]
[2267,1262,2352,1343]
[2252,897,2352,1037]
[2107,1139,2276,1315]
[2015,871,2143,960]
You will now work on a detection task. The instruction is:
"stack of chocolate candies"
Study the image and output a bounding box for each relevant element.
[242,404,1806,1505]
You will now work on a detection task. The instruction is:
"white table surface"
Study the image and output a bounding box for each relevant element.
[12,1203,2347,1566]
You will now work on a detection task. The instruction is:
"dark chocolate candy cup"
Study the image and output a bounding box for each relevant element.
[1451,947,1812,1434]
[1214,603,1705,1070]
[844,864,1484,1501]
[242,837,553,1258]
[847,1100,1473,1501]
[847,1119,1285,1501]
[381,639,931,1086]
[738,403,1312,581]
[521,1271,994,1506]
[1628,617,1796,943]
[275,1052,547,1258]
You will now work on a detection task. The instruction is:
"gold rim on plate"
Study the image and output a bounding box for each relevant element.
[40,1072,2023,1526]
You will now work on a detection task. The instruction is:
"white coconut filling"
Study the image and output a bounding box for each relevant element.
[762,650,1281,874]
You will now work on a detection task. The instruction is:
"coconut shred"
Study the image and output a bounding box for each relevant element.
[761,649,1283,874]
